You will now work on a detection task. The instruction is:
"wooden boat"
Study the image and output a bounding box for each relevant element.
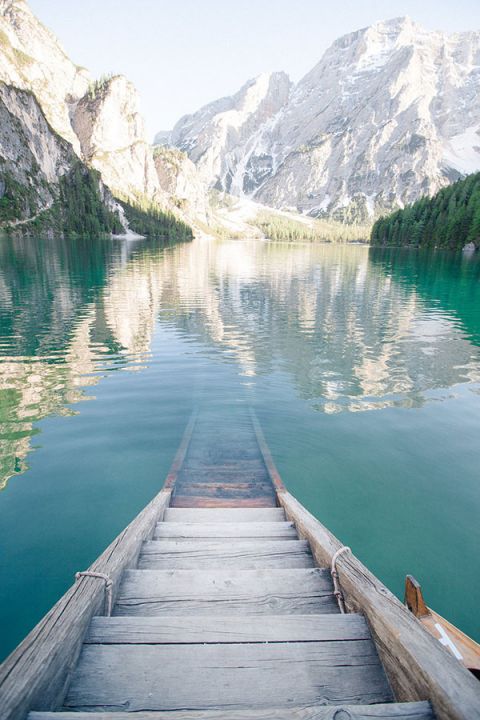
[1,408,479,720]
[404,575,480,678]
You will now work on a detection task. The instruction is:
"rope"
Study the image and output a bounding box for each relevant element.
[75,571,113,616]
[330,546,351,614]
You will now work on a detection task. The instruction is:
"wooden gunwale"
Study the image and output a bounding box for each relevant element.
[0,412,197,720]
[0,408,479,720]
[275,493,480,720]
[249,408,286,495]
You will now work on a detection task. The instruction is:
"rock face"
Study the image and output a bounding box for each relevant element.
[0,82,76,221]
[168,18,480,221]
[0,0,190,231]
[0,0,89,153]
[171,72,292,192]
[72,75,162,203]
[153,146,210,224]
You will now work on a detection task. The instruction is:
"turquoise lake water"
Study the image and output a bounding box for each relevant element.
[0,235,479,660]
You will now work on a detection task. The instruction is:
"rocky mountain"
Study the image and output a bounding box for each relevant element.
[0,81,124,235]
[153,146,210,224]
[0,0,194,236]
[72,74,162,204]
[167,17,480,222]
[169,72,292,193]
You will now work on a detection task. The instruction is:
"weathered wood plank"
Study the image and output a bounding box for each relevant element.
[64,641,393,711]
[170,496,276,508]
[278,491,480,720]
[85,613,370,644]
[29,701,435,719]
[174,482,275,496]
[0,489,172,720]
[138,540,313,569]
[163,508,286,522]
[114,568,339,616]
[154,521,297,540]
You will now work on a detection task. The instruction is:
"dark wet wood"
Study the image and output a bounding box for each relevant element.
[171,412,277,508]
[250,408,286,494]
[171,495,276,508]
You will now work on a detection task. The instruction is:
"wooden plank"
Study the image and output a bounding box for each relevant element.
[250,408,286,493]
[154,521,297,540]
[114,568,339,616]
[278,491,480,720]
[174,482,275,496]
[0,489,171,720]
[29,701,436,720]
[163,410,198,490]
[163,508,286,522]
[138,540,313,570]
[170,496,276,508]
[86,613,370,644]
[64,641,393,711]
[420,608,480,672]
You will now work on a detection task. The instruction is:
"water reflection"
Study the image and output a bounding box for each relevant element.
[0,236,479,490]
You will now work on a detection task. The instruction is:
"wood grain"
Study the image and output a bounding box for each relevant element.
[85,613,370,644]
[138,540,314,569]
[163,508,286,522]
[278,491,480,720]
[170,496,276,508]
[29,701,435,719]
[114,568,339,616]
[154,521,297,540]
[0,489,172,720]
[64,641,393,711]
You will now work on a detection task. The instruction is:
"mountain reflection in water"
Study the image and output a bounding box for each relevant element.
[1,237,479,491]
[1,236,480,660]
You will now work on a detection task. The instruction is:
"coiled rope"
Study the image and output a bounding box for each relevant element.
[330,546,351,613]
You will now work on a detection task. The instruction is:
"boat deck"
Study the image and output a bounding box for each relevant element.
[29,410,434,719]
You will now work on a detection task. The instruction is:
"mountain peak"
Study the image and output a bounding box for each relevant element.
[166,17,480,220]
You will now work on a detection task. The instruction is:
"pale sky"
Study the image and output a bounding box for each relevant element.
[29,0,480,139]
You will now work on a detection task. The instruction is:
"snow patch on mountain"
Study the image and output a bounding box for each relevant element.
[443,127,480,175]
[165,17,480,221]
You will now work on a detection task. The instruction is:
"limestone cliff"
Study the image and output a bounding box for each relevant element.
[153,146,210,225]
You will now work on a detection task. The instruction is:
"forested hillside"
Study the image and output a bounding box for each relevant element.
[371,173,480,249]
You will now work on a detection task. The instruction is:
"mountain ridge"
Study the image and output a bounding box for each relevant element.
[0,0,198,237]
[163,16,480,222]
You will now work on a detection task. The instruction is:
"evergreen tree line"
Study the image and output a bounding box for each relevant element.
[1,162,194,241]
[255,210,370,243]
[57,164,124,235]
[371,172,480,249]
[119,199,193,241]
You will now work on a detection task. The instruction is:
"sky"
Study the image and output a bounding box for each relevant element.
[29,0,480,139]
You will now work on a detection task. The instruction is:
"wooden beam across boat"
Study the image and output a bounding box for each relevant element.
[0,407,479,720]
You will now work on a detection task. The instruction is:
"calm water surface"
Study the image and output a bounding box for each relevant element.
[0,236,479,659]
